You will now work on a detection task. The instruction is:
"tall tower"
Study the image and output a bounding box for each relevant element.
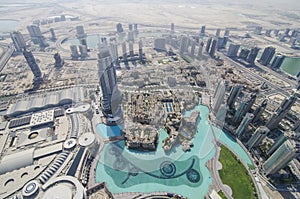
[190,41,196,57]
[138,40,143,62]
[258,46,276,66]
[213,80,227,114]
[246,126,270,150]
[252,99,268,123]
[236,113,254,138]
[129,41,134,57]
[70,45,79,59]
[122,42,127,63]
[224,29,230,37]
[76,25,86,38]
[263,139,300,175]
[227,44,240,58]
[23,50,42,83]
[10,31,26,52]
[238,49,250,60]
[171,23,175,34]
[50,28,56,41]
[233,93,256,124]
[197,42,204,59]
[97,43,118,117]
[27,25,46,46]
[109,42,119,66]
[179,36,189,54]
[227,85,242,109]
[271,54,285,69]
[216,28,221,37]
[200,25,206,36]
[116,23,123,33]
[267,134,287,156]
[246,47,260,64]
[266,93,298,131]
[209,39,217,57]
[205,37,212,53]
[54,52,64,68]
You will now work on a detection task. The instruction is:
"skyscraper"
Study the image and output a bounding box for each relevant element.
[233,93,256,124]
[70,45,79,59]
[267,134,287,156]
[197,42,204,59]
[213,80,227,114]
[129,41,134,57]
[23,50,42,81]
[236,113,254,138]
[263,139,300,175]
[179,36,189,54]
[171,23,175,34]
[209,39,217,57]
[266,93,298,131]
[10,31,26,52]
[238,49,250,60]
[76,25,86,38]
[258,46,276,66]
[200,25,206,36]
[252,99,268,123]
[271,54,285,69]
[54,52,64,68]
[190,41,196,57]
[154,38,166,52]
[205,37,212,53]
[134,24,138,33]
[216,28,221,37]
[50,28,56,41]
[224,29,230,37]
[122,42,128,62]
[246,126,270,150]
[246,47,260,64]
[128,24,133,31]
[138,40,143,62]
[128,31,134,42]
[97,43,118,116]
[227,44,240,58]
[109,42,119,66]
[116,23,124,33]
[79,45,88,58]
[27,25,46,46]
[227,85,242,109]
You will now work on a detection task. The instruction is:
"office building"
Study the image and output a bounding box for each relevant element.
[116,23,123,33]
[50,28,56,41]
[10,31,26,52]
[138,40,143,62]
[79,45,88,58]
[76,25,86,38]
[128,24,133,31]
[233,94,256,124]
[122,42,128,62]
[238,49,250,60]
[209,39,217,57]
[216,28,221,37]
[215,104,228,127]
[154,38,166,52]
[246,126,270,150]
[128,31,134,42]
[97,43,120,117]
[197,42,204,58]
[23,50,42,81]
[213,80,227,114]
[70,45,79,59]
[205,37,212,53]
[179,36,189,54]
[236,113,254,138]
[271,54,285,69]
[252,99,268,123]
[134,24,138,33]
[224,29,230,37]
[200,25,206,36]
[266,93,298,131]
[263,139,300,175]
[27,25,46,46]
[246,47,260,64]
[190,41,196,57]
[227,85,242,109]
[258,46,276,66]
[109,42,119,66]
[54,52,64,68]
[129,41,134,57]
[227,44,240,58]
[217,37,226,51]
[171,23,175,33]
[267,134,287,156]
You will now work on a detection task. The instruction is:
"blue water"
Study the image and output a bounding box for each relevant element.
[96,124,121,138]
[0,19,20,33]
[95,104,253,198]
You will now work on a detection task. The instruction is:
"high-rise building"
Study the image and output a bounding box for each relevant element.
[265,29,271,37]
[227,85,242,109]
[254,26,262,35]
[171,23,175,34]
[233,94,256,124]
[138,40,143,62]
[293,120,300,133]
[116,23,124,33]
[263,139,300,175]
[267,134,287,156]
[179,36,189,54]
[122,42,128,62]
[128,31,134,42]
[246,126,270,150]
[238,49,250,60]
[227,44,240,58]
[54,52,64,68]
[216,28,221,37]
[50,28,56,41]
[271,54,285,69]
[79,45,88,58]
[217,37,226,51]
[128,24,133,31]
[200,25,206,36]
[190,41,196,57]
[27,25,46,46]
[236,113,254,138]
[213,80,227,114]
[109,42,119,66]
[252,99,268,123]
[246,47,260,64]
[23,50,42,80]
[266,93,298,131]
[197,42,204,59]
[206,37,212,53]
[70,45,79,59]
[134,24,138,33]
[76,25,86,38]
[10,31,26,52]
[129,41,134,57]
[224,29,230,37]
[209,39,217,57]
[97,43,120,117]
[154,38,166,52]
[258,46,276,66]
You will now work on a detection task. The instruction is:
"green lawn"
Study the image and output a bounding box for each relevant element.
[218,145,257,199]
[218,190,227,199]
